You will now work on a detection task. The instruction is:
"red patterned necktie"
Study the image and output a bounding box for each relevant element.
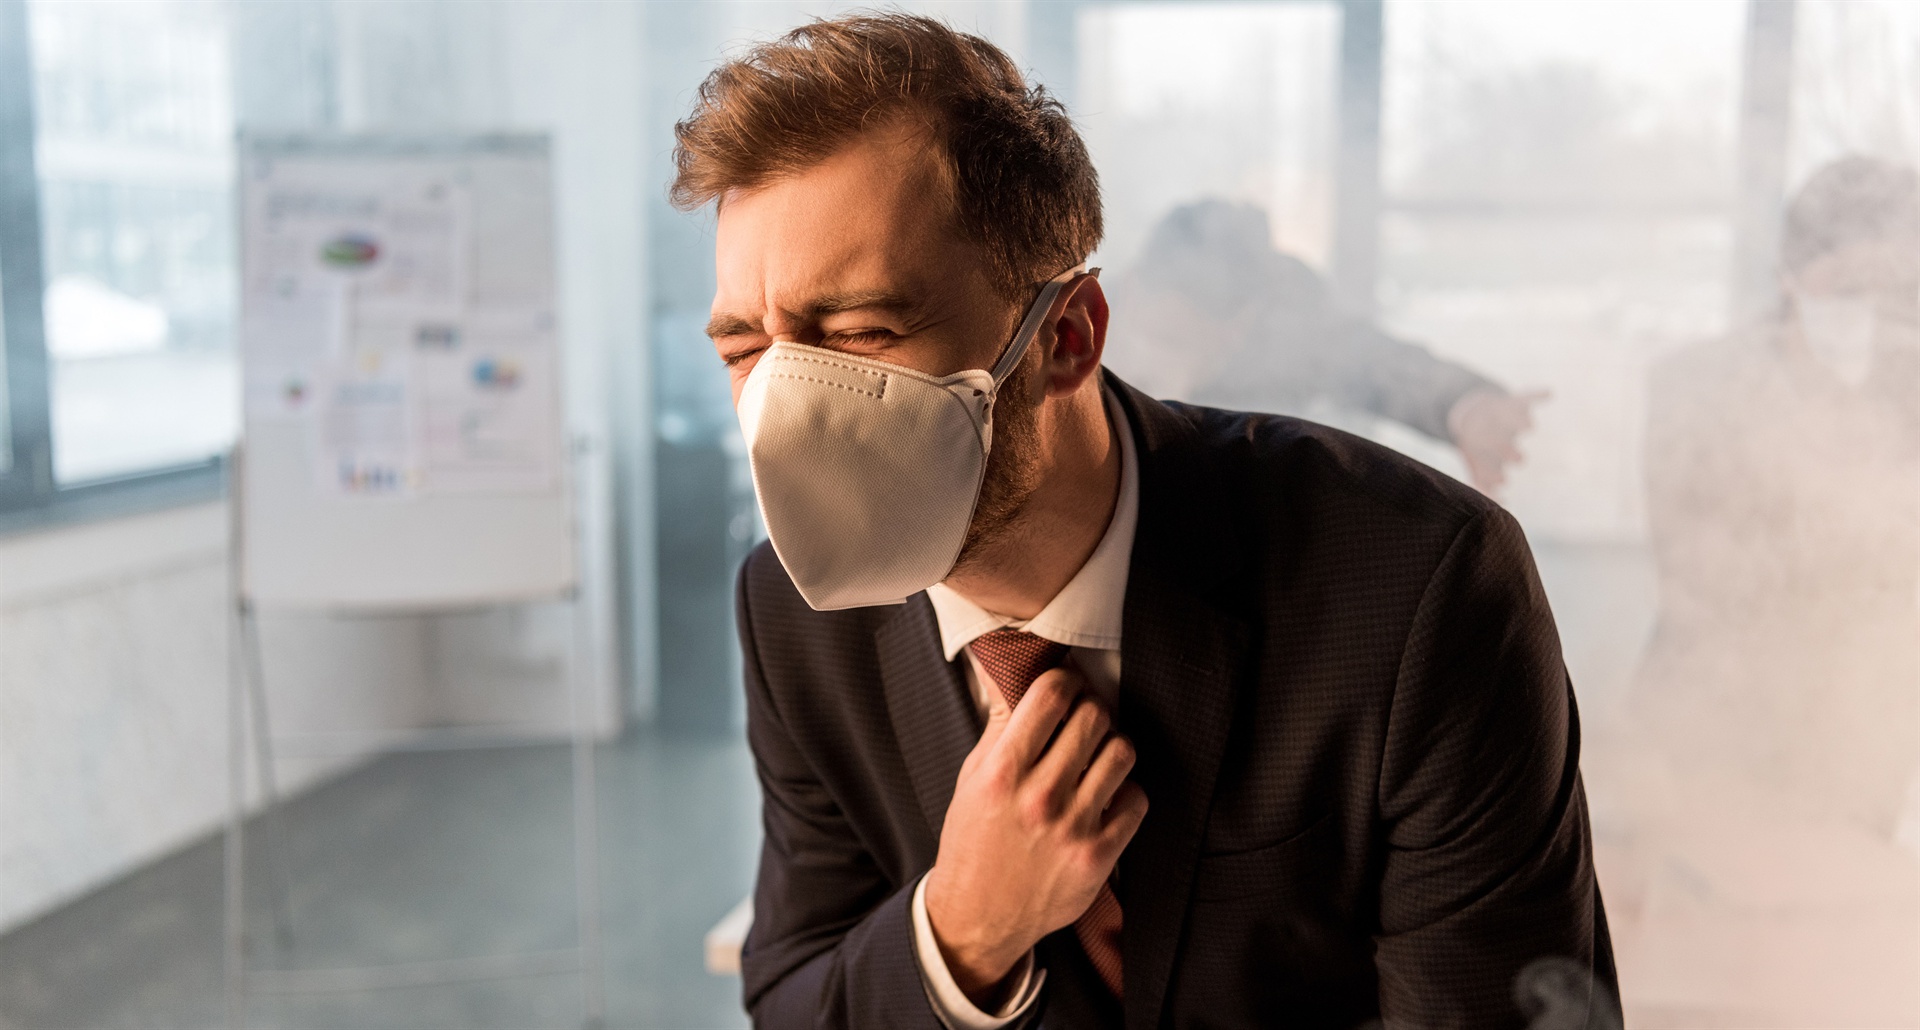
[967,627,1125,998]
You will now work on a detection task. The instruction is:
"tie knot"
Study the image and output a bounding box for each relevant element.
[967,628,1070,710]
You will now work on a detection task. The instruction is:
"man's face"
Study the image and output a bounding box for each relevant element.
[1789,237,1920,320]
[708,117,1061,565]
[708,118,1022,404]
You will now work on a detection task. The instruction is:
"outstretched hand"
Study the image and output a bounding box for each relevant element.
[1448,387,1547,496]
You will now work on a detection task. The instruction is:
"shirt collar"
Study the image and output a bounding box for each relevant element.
[925,385,1139,661]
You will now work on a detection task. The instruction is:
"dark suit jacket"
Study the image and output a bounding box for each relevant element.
[735,372,1616,1029]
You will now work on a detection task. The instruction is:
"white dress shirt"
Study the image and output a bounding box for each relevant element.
[908,386,1140,1030]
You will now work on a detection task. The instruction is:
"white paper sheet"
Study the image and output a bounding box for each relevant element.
[414,308,561,494]
[240,279,343,420]
[242,146,557,500]
[312,346,417,498]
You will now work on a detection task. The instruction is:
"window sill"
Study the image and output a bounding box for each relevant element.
[0,459,226,540]
[0,478,227,610]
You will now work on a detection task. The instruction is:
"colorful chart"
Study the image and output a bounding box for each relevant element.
[320,233,381,268]
[472,357,522,390]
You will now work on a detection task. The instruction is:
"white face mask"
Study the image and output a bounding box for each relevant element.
[736,268,1086,611]
[1796,294,1877,388]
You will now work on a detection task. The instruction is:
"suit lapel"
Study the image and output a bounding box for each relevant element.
[1109,374,1251,1030]
[877,594,981,837]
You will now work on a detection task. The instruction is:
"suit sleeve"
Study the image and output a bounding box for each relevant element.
[1373,508,1619,1028]
[1314,319,1498,443]
[734,563,950,1030]
[1245,253,1497,441]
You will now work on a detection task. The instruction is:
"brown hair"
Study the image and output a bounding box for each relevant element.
[669,12,1102,298]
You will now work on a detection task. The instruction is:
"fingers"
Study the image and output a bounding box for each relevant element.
[1094,782,1149,862]
[1507,390,1546,431]
[1074,732,1136,820]
[994,667,1080,769]
[1464,453,1505,495]
[1035,696,1112,796]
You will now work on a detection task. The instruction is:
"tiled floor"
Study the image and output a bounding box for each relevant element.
[0,729,760,1030]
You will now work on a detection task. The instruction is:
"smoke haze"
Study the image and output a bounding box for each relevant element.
[1084,2,1920,1024]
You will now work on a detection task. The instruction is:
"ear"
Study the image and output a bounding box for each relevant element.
[1039,272,1110,399]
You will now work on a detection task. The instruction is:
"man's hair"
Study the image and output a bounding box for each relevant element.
[1782,154,1919,273]
[669,12,1102,298]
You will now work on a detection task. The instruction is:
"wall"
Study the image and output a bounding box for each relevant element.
[0,502,428,932]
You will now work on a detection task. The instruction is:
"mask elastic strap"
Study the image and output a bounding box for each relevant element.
[987,266,1100,386]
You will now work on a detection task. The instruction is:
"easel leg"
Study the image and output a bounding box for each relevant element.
[568,592,606,1029]
[225,598,248,1030]
[241,604,295,952]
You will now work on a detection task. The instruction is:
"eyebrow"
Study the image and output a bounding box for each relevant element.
[704,289,924,340]
[808,289,922,319]
[705,313,758,340]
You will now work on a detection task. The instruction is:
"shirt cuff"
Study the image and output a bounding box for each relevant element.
[910,874,1045,1030]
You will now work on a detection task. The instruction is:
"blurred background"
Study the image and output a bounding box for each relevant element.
[0,0,1914,1027]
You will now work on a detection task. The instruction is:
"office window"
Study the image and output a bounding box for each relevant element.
[1378,0,1745,540]
[1790,0,1920,182]
[0,269,9,476]
[28,0,237,485]
[1078,2,1341,272]
[0,0,35,496]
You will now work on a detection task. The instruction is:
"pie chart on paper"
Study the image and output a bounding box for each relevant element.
[321,234,381,268]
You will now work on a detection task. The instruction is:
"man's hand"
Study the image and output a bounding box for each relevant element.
[1447,387,1547,496]
[923,667,1148,1008]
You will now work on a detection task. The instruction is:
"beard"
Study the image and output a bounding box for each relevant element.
[950,349,1047,576]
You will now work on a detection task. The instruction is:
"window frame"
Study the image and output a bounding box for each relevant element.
[0,0,224,536]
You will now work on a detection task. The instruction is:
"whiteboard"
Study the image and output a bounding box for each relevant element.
[237,133,575,610]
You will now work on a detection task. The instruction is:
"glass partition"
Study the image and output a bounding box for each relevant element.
[28,0,238,484]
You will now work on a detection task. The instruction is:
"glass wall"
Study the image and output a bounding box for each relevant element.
[28,0,239,484]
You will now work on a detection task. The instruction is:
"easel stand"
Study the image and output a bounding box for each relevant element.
[221,455,605,1030]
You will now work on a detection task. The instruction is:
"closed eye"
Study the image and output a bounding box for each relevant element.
[721,345,765,369]
[721,329,896,369]
[825,329,897,349]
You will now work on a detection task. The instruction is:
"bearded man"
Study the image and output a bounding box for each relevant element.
[676,14,1615,1029]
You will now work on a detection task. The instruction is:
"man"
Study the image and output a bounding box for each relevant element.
[1640,154,1920,836]
[1110,200,1545,495]
[676,14,1614,1029]
[1618,156,1920,1020]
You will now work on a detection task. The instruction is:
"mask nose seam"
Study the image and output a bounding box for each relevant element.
[762,349,891,399]
[763,372,885,400]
